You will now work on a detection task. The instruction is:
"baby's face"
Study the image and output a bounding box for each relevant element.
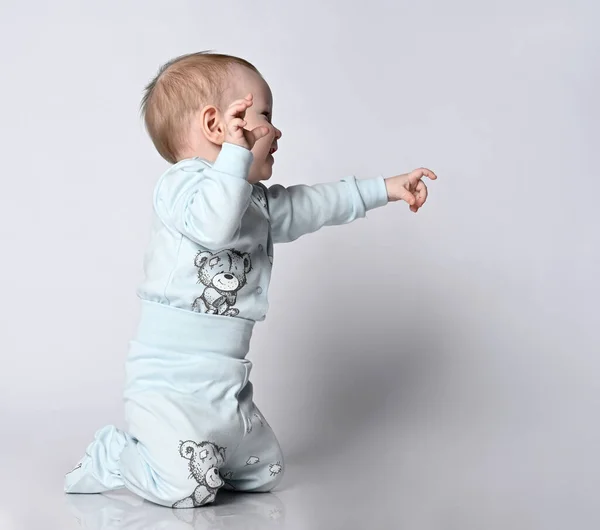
[229,66,282,184]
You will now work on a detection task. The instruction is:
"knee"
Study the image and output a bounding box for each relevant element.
[119,443,209,508]
[139,476,222,509]
[154,466,226,509]
[233,458,285,493]
[262,459,285,491]
[251,475,283,493]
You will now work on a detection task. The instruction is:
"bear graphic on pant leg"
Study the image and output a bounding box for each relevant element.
[172,440,227,509]
[192,249,252,317]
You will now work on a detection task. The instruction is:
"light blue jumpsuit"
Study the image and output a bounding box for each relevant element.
[64,143,389,508]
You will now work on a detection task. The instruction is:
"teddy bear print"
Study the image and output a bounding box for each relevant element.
[172,440,227,509]
[246,456,260,466]
[269,461,283,477]
[221,470,237,490]
[192,249,252,317]
[251,185,269,214]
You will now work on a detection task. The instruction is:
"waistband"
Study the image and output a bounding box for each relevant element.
[135,301,255,359]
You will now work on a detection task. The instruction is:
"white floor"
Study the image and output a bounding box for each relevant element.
[2,404,600,530]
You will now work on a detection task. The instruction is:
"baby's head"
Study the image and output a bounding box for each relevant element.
[141,52,282,183]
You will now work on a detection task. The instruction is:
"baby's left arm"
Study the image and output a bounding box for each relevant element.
[264,168,437,244]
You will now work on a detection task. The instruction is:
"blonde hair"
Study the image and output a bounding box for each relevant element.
[140,52,261,164]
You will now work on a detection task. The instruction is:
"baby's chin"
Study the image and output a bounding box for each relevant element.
[248,168,273,184]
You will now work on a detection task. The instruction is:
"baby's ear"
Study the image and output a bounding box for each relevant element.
[198,105,226,146]
[218,446,226,462]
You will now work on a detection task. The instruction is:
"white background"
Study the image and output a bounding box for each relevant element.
[0,1,598,528]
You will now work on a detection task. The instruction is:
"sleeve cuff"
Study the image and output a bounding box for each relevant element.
[211,143,254,179]
[356,176,389,211]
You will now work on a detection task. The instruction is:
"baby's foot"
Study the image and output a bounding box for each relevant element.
[64,426,125,494]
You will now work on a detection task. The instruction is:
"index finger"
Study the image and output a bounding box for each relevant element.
[410,168,437,181]
[226,95,254,115]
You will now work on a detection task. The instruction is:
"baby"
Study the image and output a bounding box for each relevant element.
[64,52,437,508]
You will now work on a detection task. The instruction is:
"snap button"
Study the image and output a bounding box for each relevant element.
[256,287,263,295]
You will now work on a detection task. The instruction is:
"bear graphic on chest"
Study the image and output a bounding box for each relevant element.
[192,249,252,317]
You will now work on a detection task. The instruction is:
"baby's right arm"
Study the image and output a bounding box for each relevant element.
[154,143,254,249]
[154,94,269,250]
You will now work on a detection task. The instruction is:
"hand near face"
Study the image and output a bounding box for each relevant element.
[223,93,270,151]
